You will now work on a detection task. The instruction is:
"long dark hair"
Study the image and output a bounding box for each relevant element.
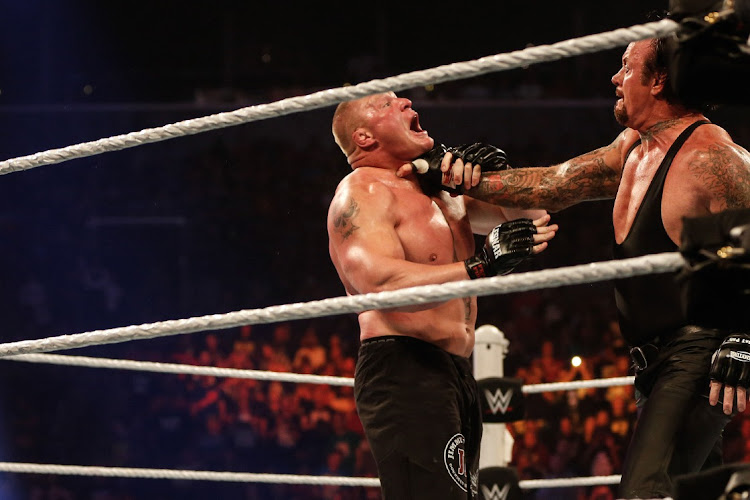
[642,38,678,105]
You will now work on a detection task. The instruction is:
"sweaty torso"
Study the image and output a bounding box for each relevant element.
[611,120,717,343]
[335,170,478,357]
[613,122,714,245]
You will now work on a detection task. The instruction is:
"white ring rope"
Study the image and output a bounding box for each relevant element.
[5,352,635,393]
[5,353,354,386]
[1,356,640,489]
[0,19,678,175]
[0,461,624,490]
[0,462,379,487]
[0,252,684,357]
[0,462,671,498]
[522,376,635,394]
[521,475,622,489]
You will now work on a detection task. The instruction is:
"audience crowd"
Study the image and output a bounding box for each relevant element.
[8,302,750,500]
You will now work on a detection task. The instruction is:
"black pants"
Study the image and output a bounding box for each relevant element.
[619,326,731,498]
[354,336,482,500]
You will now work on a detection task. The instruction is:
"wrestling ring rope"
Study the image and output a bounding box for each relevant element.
[0,252,684,357]
[0,255,677,497]
[0,18,678,175]
[0,16,705,500]
[4,352,636,392]
[0,348,633,491]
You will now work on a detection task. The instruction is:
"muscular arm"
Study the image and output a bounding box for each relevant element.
[464,196,547,235]
[327,181,468,297]
[465,132,630,212]
[687,142,750,212]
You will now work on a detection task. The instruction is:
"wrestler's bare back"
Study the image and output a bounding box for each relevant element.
[328,167,478,357]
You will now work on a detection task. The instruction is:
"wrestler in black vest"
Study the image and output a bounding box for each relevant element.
[613,120,710,347]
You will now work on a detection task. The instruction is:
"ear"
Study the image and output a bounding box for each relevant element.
[352,127,376,149]
[651,71,668,97]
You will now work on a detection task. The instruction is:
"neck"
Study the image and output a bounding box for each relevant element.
[349,149,402,171]
[638,111,704,150]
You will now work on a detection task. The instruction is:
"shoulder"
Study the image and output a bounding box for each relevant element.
[620,128,641,148]
[592,128,640,173]
[618,128,642,159]
[681,124,750,170]
[679,124,750,210]
[328,169,398,224]
[330,169,397,205]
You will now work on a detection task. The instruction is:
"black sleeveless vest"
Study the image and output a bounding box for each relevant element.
[612,120,709,346]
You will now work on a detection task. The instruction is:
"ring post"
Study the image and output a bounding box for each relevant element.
[473,324,513,467]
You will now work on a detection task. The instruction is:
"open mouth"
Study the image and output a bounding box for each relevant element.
[410,114,426,133]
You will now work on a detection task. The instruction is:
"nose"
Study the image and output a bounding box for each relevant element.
[611,68,623,86]
[399,98,412,110]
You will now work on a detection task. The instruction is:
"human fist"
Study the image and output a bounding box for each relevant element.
[464,219,536,279]
[449,142,508,172]
[710,333,750,414]
[411,143,460,196]
[410,142,509,196]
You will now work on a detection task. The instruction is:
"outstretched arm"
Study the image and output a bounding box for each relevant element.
[397,131,631,212]
[466,136,627,212]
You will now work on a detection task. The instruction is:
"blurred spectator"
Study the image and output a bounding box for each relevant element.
[259,343,293,373]
[293,325,327,372]
[201,333,228,366]
[233,325,258,363]
[513,421,551,479]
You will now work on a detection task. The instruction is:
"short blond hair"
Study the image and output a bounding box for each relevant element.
[332,101,359,156]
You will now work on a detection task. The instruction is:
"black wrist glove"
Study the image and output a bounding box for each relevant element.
[464,219,536,279]
[448,142,509,172]
[710,333,750,388]
[412,142,509,196]
[411,143,458,196]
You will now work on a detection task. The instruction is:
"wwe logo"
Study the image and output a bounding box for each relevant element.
[481,483,510,500]
[484,388,513,414]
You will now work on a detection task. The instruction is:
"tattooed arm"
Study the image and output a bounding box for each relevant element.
[464,131,633,212]
[327,177,469,298]
[686,141,750,213]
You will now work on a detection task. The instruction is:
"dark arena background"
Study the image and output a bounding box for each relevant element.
[1,1,749,499]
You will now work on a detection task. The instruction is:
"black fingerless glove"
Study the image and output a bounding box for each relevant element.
[710,333,750,388]
[411,143,459,196]
[412,142,509,196]
[448,142,509,172]
[464,219,536,279]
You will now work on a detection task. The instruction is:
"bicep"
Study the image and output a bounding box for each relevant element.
[687,144,750,212]
[328,190,406,293]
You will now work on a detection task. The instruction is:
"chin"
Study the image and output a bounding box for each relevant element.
[613,107,629,127]
[413,134,433,150]
[411,138,433,156]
